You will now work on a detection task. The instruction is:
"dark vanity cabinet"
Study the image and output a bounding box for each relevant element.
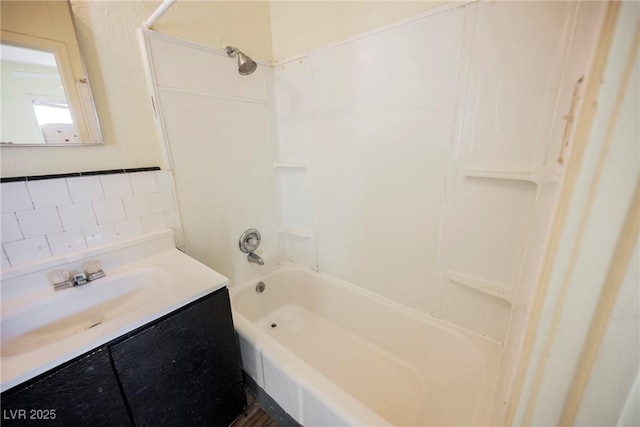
[1,348,131,426]
[110,287,246,426]
[1,287,246,427]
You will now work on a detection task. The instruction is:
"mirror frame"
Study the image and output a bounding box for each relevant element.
[0,3,103,147]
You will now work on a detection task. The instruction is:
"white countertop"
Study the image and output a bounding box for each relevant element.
[1,230,229,392]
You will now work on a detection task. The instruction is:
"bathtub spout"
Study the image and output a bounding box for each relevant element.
[247,252,264,266]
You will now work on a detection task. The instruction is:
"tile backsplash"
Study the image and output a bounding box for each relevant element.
[1,170,184,268]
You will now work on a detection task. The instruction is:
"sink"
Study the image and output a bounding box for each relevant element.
[1,267,170,358]
[0,229,229,393]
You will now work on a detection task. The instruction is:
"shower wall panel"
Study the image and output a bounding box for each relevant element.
[143,35,277,284]
[272,7,467,316]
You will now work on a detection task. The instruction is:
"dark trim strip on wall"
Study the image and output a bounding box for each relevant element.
[0,167,161,183]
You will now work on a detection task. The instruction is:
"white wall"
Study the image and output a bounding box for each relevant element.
[575,242,639,426]
[269,1,446,61]
[142,34,277,285]
[513,1,639,423]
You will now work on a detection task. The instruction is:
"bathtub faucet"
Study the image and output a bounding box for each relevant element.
[247,252,264,266]
[239,229,265,266]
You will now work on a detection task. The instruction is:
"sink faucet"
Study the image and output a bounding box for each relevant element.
[247,252,264,266]
[49,259,106,291]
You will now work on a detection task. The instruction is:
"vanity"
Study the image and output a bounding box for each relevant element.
[0,230,246,426]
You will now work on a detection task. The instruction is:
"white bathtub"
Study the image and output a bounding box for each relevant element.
[230,264,501,426]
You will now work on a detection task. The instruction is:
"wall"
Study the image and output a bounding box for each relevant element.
[1,170,184,268]
[512,1,639,423]
[150,1,272,61]
[269,1,446,61]
[1,0,272,178]
[141,33,277,285]
[575,242,639,426]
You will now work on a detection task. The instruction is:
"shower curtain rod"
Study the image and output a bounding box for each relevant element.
[144,0,177,29]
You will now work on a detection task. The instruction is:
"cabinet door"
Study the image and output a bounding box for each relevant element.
[109,288,245,427]
[1,347,132,427]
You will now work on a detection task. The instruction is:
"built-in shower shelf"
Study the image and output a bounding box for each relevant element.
[273,162,307,169]
[465,169,540,184]
[448,271,513,303]
[278,226,312,238]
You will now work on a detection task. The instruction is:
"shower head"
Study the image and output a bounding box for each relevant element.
[225,46,257,75]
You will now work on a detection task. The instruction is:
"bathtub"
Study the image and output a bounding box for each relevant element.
[230,263,501,426]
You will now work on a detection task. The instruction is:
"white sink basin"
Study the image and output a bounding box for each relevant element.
[1,267,170,358]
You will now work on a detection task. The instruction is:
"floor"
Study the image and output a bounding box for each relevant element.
[231,390,279,427]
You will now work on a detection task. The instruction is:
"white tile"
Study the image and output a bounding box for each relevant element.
[173,227,185,247]
[58,203,97,230]
[47,229,87,256]
[156,170,176,191]
[130,172,158,194]
[83,224,117,247]
[93,199,126,224]
[16,208,63,238]
[67,176,105,203]
[4,236,51,265]
[164,210,182,229]
[123,195,151,218]
[1,213,23,243]
[140,213,167,234]
[113,218,143,240]
[1,248,9,268]
[101,174,133,199]
[27,179,71,208]
[1,182,33,213]
[150,191,175,213]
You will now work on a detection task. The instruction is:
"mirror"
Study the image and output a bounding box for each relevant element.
[0,1,102,146]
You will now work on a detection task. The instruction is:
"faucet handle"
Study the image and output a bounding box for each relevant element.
[82,259,105,281]
[49,268,74,291]
[82,259,102,274]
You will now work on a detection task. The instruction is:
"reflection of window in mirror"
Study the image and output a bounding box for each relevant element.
[1,43,79,144]
[0,1,102,146]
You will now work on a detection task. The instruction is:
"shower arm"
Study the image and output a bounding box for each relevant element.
[144,0,177,29]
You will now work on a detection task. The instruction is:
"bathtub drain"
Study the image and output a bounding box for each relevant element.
[270,323,277,328]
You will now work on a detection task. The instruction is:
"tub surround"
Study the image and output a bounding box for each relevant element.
[269,1,603,344]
